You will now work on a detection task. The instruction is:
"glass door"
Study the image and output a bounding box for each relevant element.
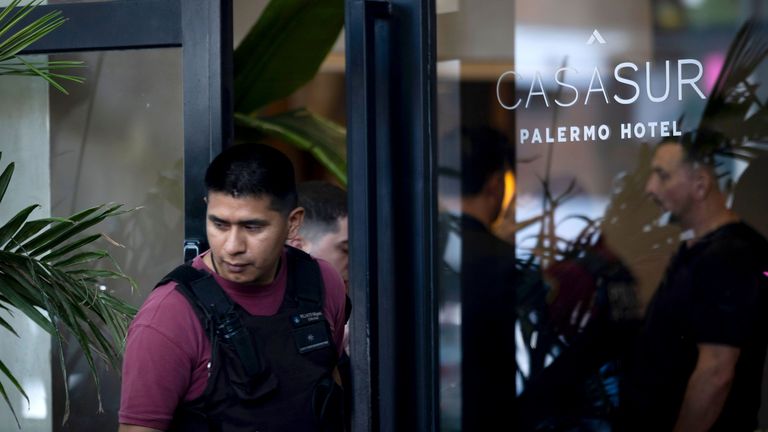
[346,0,768,430]
[0,1,232,430]
[48,48,184,431]
[435,0,768,430]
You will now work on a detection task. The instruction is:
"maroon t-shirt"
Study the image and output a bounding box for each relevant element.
[118,249,346,430]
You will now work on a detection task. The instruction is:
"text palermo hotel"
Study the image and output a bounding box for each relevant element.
[498,59,706,144]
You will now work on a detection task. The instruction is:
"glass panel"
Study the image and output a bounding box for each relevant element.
[436,1,768,430]
[48,48,183,431]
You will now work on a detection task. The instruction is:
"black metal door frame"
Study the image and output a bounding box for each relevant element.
[21,0,233,259]
[346,0,438,431]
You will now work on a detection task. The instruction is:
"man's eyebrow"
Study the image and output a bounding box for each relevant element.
[208,215,269,225]
[208,215,227,223]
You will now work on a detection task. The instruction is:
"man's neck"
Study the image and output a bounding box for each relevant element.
[461,196,494,228]
[684,204,738,245]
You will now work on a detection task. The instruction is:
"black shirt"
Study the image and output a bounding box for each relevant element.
[439,213,517,431]
[622,222,768,431]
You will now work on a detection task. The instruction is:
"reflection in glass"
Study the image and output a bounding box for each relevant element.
[437,0,768,430]
[49,48,183,432]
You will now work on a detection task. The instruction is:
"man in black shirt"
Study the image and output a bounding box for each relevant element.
[622,135,768,431]
[438,127,517,430]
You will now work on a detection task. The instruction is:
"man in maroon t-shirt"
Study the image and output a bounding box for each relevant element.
[118,144,346,432]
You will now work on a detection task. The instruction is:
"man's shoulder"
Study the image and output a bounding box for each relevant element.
[132,277,198,328]
[314,258,345,296]
[729,222,768,251]
[703,222,768,264]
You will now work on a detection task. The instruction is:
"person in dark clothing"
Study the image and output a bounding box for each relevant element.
[621,134,768,431]
[288,180,352,432]
[438,127,517,431]
[119,144,347,432]
[289,181,349,292]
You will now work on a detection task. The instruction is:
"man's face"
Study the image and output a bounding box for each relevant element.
[206,191,302,284]
[305,216,349,291]
[645,143,697,223]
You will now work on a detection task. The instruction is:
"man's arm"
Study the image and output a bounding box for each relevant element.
[118,425,162,432]
[672,343,739,432]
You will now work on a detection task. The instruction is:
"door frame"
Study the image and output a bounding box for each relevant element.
[345,0,439,430]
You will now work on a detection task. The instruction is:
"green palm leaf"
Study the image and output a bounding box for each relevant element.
[0,154,13,204]
[0,156,137,423]
[0,0,84,94]
[0,314,18,337]
[0,203,37,248]
[234,0,343,114]
[236,109,347,185]
[0,358,27,428]
[233,0,348,181]
[5,216,72,250]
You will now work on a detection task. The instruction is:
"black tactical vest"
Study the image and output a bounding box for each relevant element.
[156,247,343,432]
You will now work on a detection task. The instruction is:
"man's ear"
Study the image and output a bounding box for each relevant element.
[485,171,505,198]
[287,207,305,241]
[287,234,306,250]
[692,167,713,200]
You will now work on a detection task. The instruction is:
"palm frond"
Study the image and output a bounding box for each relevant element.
[0,0,84,93]
[0,157,137,422]
[0,358,27,429]
[694,19,768,156]
[0,154,13,204]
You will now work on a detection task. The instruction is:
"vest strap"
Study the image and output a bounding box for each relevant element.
[286,246,324,318]
[157,264,264,379]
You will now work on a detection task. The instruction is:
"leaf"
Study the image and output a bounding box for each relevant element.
[40,233,100,262]
[235,109,347,185]
[16,54,70,94]
[66,269,130,281]
[234,0,344,113]
[51,319,70,424]
[0,203,37,249]
[0,0,24,34]
[16,204,101,252]
[0,0,38,50]
[26,204,123,257]
[0,314,18,337]
[0,1,83,93]
[0,358,28,404]
[0,9,66,61]
[0,160,13,204]
[6,217,72,251]
[0,358,25,429]
[0,271,54,334]
[52,250,108,267]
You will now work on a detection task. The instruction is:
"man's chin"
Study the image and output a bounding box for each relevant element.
[217,268,258,283]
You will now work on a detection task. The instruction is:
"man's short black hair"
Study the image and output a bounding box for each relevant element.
[205,143,297,215]
[460,127,512,196]
[297,181,347,242]
[660,128,725,168]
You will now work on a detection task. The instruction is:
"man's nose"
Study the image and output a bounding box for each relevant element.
[644,176,656,197]
[223,228,246,254]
